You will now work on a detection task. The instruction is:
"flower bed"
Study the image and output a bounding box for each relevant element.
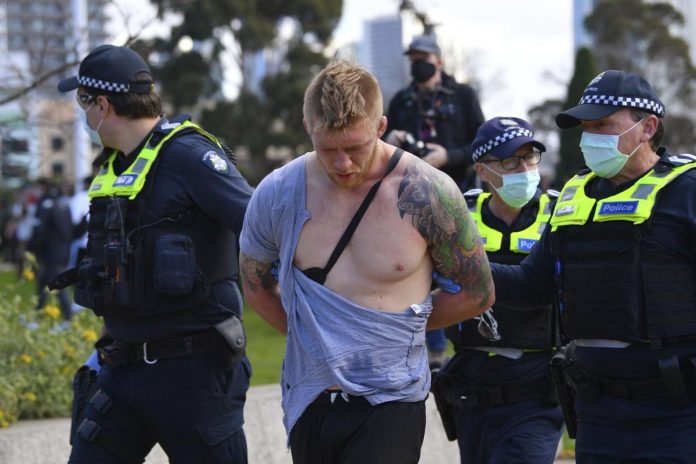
[0,283,101,428]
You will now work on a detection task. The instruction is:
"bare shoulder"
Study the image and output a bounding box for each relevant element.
[395,155,492,303]
[395,156,468,240]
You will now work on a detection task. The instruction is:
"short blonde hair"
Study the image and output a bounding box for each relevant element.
[303,60,383,131]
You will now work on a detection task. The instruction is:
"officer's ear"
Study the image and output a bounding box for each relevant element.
[474,162,490,183]
[94,95,112,117]
[640,114,658,142]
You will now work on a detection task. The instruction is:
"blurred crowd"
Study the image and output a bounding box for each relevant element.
[0,177,90,321]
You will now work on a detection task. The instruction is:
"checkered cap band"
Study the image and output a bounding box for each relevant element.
[579,94,665,117]
[77,75,130,93]
[472,128,534,161]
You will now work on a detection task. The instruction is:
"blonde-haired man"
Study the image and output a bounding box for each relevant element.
[240,61,494,463]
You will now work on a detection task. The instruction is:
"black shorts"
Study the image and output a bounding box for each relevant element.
[290,390,426,464]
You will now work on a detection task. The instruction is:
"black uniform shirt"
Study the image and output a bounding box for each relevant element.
[492,148,696,378]
[385,73,484,188]
[104,117,253,341]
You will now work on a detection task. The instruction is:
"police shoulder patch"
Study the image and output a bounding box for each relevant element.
[200,150,229,175]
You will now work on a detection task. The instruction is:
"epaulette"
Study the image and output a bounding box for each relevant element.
[221,143,237,166]
[653,152,696,174]
[148,114,193,147]
[463,188,483,197]
[665,153,696,166]
[546,189,560,198]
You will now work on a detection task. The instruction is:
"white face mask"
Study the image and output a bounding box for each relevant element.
[579,119,644,178]
[80,102,104,147]
[482,164,541,208]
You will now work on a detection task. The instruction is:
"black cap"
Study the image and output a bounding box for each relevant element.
[471,117,546,162]
[58,45,152,94]
[404,35,441,56]
[556,70,665,129]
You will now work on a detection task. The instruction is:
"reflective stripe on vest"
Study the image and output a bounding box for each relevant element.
[468,192,552,254]
[550,155,696,231]
[88,120,221,200]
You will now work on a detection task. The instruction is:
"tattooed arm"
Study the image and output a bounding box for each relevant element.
[240,253,288,335]
[397,161,495,329]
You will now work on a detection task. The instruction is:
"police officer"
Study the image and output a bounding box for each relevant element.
[384,35,485,365]
[55,44,253,463]
[492,70,696,462]
[432,117,563,463]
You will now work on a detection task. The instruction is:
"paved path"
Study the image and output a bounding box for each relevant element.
[0,384,574,463]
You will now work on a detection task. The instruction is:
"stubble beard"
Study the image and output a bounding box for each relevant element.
[329,140,380,189]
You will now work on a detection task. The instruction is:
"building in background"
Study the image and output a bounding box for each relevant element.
[670,0,696,62]
[358,15,409,107]
[573,0,596,51]
[0,0,109,188]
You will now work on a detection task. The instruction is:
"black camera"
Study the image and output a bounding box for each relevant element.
[402,132,430,158]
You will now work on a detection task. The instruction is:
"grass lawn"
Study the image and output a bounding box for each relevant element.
[243,306,285,386]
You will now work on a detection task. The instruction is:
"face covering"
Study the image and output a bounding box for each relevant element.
[579,119,644,178]
[80,103,104,146]
[410,59,436,83]
[483,164,541,208]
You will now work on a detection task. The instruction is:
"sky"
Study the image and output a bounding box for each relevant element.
[109,0,575,119]
[330,0,575,119]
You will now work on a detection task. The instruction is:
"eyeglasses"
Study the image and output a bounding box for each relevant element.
[76,93,95,109]
[476,309,501,342]
[480,150,542,170]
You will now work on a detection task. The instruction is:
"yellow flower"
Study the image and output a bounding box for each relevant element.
[43,305,61,320]
[24,392,37,402]
[61,365,73,375]
[19,354,32,364]
[37,350,45,359]
[22,269,35,281]
[0,420,9,428]
[82,329,98,342]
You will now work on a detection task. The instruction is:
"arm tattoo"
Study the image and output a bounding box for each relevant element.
[397,162,492,303]
[239,253,277,293]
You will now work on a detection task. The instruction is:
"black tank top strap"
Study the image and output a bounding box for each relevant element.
[302,148,404,285]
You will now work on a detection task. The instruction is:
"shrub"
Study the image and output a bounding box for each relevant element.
[0,283,102,427]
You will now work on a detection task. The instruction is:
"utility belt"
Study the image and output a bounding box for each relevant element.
[96,315,246,367]
[563,355,696,407]
[431,354,556,441]
[436,376,555,409]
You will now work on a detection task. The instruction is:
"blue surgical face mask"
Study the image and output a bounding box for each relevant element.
[482,164,541,208]
[80,103,103,146]
[579,119,644,178]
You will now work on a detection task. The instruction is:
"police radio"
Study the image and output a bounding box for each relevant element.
[102,198,130,306]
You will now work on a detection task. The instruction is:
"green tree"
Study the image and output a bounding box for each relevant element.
[527,98,564,189]
[557,47,598,183]
[133,0,343,183]
[585,0,696,152]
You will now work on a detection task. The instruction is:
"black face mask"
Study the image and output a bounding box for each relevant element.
[410,59,436,83]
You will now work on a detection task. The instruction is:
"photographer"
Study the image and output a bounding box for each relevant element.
[384,35,484,192]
